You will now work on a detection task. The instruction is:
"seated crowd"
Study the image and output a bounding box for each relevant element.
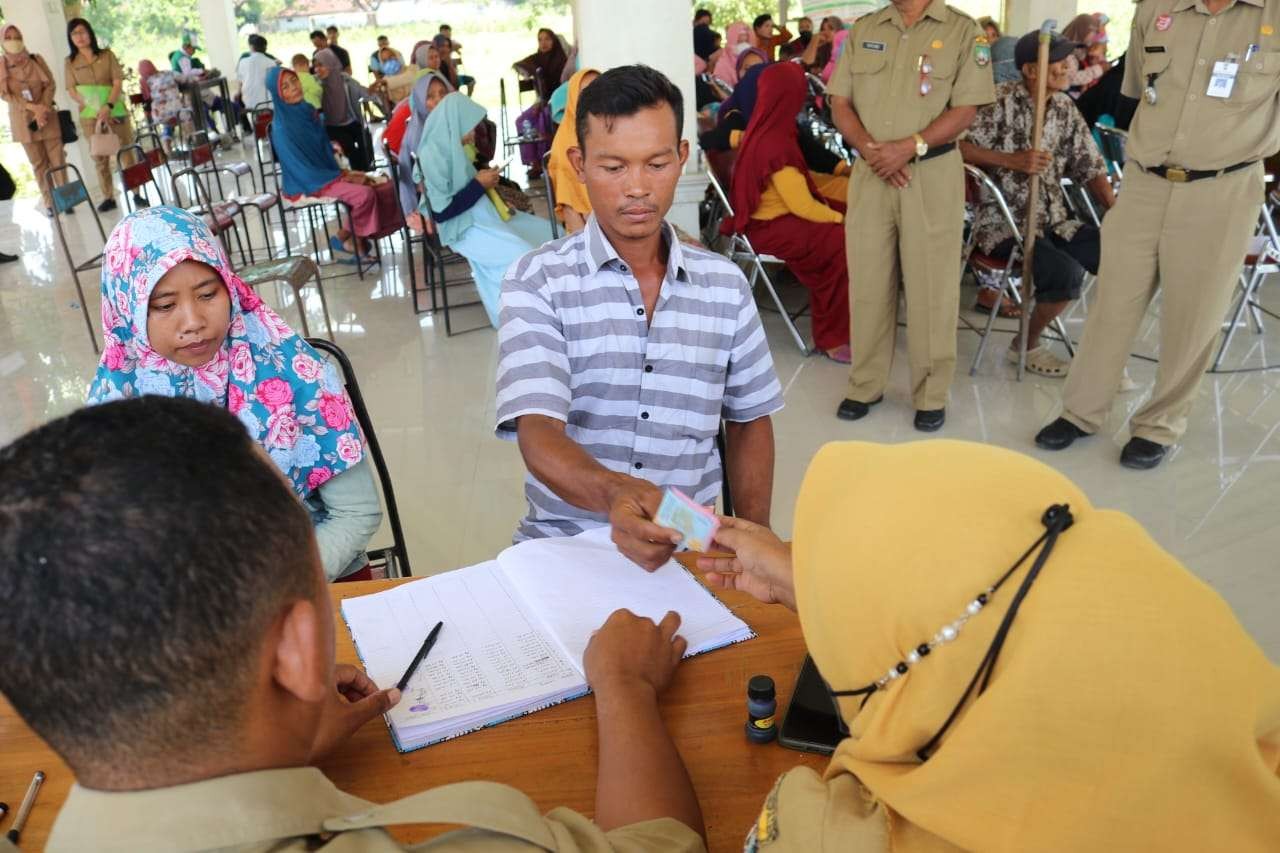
[2,5,1280,851]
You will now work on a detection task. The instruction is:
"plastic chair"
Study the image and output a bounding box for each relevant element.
[46,163,107,353]
[704,169,809,354]
[306,337,411,578]
[117,143,166,212]
[962,165,1076,377]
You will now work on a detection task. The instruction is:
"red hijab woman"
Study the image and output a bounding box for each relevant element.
[726,62,851,360]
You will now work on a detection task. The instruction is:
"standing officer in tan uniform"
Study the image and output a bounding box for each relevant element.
[828,0,994,432]
[1036,0,1280,469]
[0,398,703,853]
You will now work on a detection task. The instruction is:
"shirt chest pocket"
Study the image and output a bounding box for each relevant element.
[1140,48,1172,81]
[1233,51,1280,105]
[851,46,889,77]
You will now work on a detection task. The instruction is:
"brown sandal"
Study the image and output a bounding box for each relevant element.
[974,289,1021,319]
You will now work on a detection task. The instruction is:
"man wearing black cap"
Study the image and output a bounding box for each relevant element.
[961,31,1115,377]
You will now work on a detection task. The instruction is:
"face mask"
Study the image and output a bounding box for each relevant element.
[733,42,752,56]
[2,39,24,55]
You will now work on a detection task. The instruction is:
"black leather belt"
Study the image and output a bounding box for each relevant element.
[918,141,956,162]
[1143,160,1257,183]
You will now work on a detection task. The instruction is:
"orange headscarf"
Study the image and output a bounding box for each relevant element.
[793,440,1280,851]
[546,68,598,224]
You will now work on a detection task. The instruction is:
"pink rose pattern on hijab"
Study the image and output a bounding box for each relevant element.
[86,205,365,497]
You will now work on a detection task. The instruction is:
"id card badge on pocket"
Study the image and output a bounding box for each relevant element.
[1207,60,1239,98]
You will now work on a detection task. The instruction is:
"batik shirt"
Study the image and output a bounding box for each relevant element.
[967,80,1107,254]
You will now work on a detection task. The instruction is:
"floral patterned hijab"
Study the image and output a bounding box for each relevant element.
[87,206,365,497]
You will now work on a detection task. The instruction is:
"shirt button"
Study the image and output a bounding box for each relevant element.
[644,364,654,373]
[619,264,629,273]
[634,462,644,470]
[636,307,645,316]
[1197,58,1206,66]
[640,411,650,420]
[901,34,909,40]
[1188,94,1197,101]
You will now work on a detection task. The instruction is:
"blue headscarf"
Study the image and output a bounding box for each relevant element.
[266,66,342,197]
[87,206,365,497]
[416,92,488,246]
[397,70,452,216]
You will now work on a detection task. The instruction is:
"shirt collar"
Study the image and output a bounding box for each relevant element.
[878,0,950,27]
[581,213,689,283]
[47,767,372,853]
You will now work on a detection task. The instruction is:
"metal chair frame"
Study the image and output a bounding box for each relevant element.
[1093,124,1127,187]
[541,150,561,240]
[169,165,252,267]
[306,337,411,579]
[704,169,809,354]
[962,164,1076,377]
[46,163,107,353]
[408,151,485,333]
[1212,190,1280,372]
[117,143,166,212]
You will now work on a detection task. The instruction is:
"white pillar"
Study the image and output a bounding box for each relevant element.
[572,0,706,235]
[1006,0,1081,37]
[197,0,239,81]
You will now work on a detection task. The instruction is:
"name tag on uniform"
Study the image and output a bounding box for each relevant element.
[861,41,886,52]
[1207,60,1239,98]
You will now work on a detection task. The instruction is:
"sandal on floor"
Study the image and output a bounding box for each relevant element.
[328,235,359,264]
[974,290,1021,318]
[1007,345,1070,377]
[823,344,852,364]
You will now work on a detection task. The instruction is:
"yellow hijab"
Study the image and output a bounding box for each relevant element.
[792,440,1280,851]
[547,68,597,222]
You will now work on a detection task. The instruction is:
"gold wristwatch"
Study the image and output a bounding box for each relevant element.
[913,133,929,159]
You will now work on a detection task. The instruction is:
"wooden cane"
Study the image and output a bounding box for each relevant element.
[1018,20,1057,380]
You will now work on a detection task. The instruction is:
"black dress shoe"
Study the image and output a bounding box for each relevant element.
[913,408,945,432]
[97,198,117,212]
[1120,437,1168,470]
[0,251,18,264]
[1035,417,1090,451]
[836,395,883,421]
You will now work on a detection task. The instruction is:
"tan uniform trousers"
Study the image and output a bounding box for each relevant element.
[21,136,66,210]
[1061,163,1264,445]
[78,115,134,201]
[845,149,964,411]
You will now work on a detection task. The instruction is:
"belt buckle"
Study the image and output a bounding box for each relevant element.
[1165,167,1189,183]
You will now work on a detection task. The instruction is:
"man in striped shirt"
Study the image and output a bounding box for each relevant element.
[495,65,784,570]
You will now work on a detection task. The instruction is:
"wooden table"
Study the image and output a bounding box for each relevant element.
[0,577,822,852]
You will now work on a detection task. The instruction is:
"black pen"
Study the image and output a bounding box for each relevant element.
[7,770,43,844]
[396,621,443,692]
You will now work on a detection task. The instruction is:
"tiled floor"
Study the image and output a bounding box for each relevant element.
[2,145,1278,661]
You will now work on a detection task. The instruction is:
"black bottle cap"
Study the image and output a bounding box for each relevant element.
[747,674,775,701]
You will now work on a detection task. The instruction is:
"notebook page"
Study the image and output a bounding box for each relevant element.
[496,527,753,670]
[340,561,584,735]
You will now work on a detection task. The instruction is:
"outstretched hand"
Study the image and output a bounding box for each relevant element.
[696,516,796,610]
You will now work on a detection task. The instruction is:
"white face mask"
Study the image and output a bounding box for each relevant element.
[2,38,24,55]
[733,41,752,56]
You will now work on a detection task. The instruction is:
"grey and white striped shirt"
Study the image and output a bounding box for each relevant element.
[495,215,784,542]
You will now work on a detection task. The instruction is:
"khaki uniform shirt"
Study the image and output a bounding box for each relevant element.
[827,0,994,142]
[43,767,704,853]
[1125,0,1280,171]
[65,47,123,95]
[1,54,60,144]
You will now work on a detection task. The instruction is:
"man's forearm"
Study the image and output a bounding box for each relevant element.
[724,417,774,527]
[593,683,705,840]
[959,141,1014,171]
[831,97,874,153]
[919,105,978,149]
[1087,172,1116,211]
[516,415,628,514]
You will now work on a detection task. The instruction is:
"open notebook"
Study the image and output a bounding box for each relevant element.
[341,527,755,752]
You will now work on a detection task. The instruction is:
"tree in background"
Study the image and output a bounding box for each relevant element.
[690,0,780,27]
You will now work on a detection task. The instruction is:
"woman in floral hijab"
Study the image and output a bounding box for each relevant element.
[87,206,383,580]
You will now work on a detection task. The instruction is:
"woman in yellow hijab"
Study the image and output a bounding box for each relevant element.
[700,440,1280,851]
[547,67,599,233]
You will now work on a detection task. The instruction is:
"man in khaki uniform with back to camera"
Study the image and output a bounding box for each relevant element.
[1036,0,1280,470]
[0,397,704,853]
[828,0,995,432]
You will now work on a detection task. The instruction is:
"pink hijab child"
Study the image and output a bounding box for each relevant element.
[713,21,752,85]
[87,206,383,581]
